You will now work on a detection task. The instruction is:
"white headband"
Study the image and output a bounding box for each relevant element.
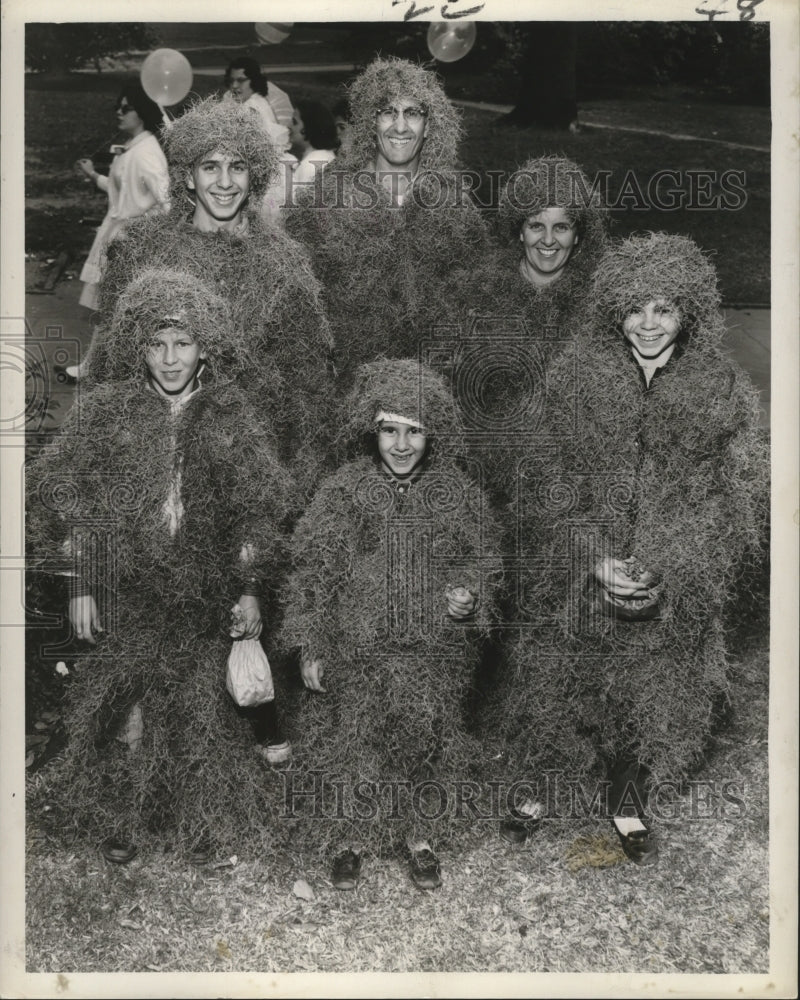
[375,410,426,431]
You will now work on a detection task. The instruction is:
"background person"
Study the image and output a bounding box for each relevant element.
[288,99,338,184]
[63,82,169,380]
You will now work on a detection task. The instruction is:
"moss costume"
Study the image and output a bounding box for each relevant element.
[27,271,292,855]
[279,360,503,856]
[92,98,334,504]
[485,234,768,798]
[445,157,609,504]
[284,58,492,388]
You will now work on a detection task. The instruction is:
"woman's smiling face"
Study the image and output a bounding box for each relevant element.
[520,206,578,286]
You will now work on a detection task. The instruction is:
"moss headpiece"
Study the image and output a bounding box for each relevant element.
[164,96,281,209]
[340,358,464,459]
[497,155,608,243]
[105,267,245,382]
[343,57,461,173]
[591,232,723,341]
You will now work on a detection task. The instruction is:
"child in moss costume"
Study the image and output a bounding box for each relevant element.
[280,360,503,890]
[27,269,292,863]
[93,96,334,505]
[284,58,492,388]
[485,233,768,864]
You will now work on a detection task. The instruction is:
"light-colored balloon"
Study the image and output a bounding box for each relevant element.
[140,48,193,107]
[426,21,477,63]
[255,22,294,44]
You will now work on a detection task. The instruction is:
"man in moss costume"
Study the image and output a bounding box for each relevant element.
[93,96,334,504]
[284,57,492,387]
[280,359,503,890]
[485,233,768,864]
[27,269,292,862]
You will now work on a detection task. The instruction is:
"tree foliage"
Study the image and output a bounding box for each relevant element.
[25,23,159,74]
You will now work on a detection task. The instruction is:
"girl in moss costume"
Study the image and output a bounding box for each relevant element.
[93,96,334,505]
[27,269,292,862]
[280,360,503,890]
[486,233,768,864]
[284,57,492,388]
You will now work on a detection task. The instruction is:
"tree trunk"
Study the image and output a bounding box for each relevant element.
[503,23,578,129]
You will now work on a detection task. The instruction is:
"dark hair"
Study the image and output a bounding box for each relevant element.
[295,100,338,151]
[225,57,268,97]
[331,96,351,122]
[117,82,164,138]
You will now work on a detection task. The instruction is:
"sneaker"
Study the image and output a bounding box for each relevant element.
[409,847,442,890]
[331,848,361,890]
[257,741,293,766]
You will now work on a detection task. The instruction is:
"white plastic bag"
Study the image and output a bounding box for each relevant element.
[226,638,274,707]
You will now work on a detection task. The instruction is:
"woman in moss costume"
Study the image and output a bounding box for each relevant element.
[485,233,768,864]
[447,156,609,504]
[284,57,492,387]
[27,269,292,862]
[92,96,334,504]
[280,359,503,890]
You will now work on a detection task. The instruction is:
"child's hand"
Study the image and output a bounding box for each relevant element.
[594,558,653,599]
[233,596,263,639]
[301,657,327,693]
[69,595,103,644]
[445,585,477,620]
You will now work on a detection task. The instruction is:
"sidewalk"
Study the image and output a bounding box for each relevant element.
[24,272,771,435]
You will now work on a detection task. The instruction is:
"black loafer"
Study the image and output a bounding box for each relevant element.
[613,821,659,866]
[331,848,361,890]
[409,847,442,890]
[101,837,137,865]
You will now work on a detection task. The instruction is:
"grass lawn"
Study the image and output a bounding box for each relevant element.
[24,70,770,304]
[25,640,768,974]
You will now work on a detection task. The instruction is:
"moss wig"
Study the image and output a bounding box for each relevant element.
[342,56,462,172]
[165,95,282,210]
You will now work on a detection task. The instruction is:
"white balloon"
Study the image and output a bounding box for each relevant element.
[427,21,477,63]
[255,22,294,45]
[140,48,193,107]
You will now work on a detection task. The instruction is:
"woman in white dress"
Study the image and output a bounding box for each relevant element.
[64,83,169,380]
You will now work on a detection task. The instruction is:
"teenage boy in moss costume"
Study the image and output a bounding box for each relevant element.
[93,96,334,506]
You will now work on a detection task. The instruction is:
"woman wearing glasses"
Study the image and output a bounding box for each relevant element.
[66,83,169,380]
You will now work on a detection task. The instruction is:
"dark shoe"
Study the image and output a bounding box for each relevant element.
[101,837,137,865]
[499,808,542,845]
[331,848,361,890]
[409,847,442,890]
[613,820,659,866]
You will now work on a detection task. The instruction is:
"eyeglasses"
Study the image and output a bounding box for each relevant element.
[376,105,427,125]
[117,104,134,114]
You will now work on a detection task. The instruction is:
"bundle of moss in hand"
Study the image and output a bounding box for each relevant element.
[284,57,493,389]
[26,269,293,858]
[279,359,504,866]
[485,232,768,798]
